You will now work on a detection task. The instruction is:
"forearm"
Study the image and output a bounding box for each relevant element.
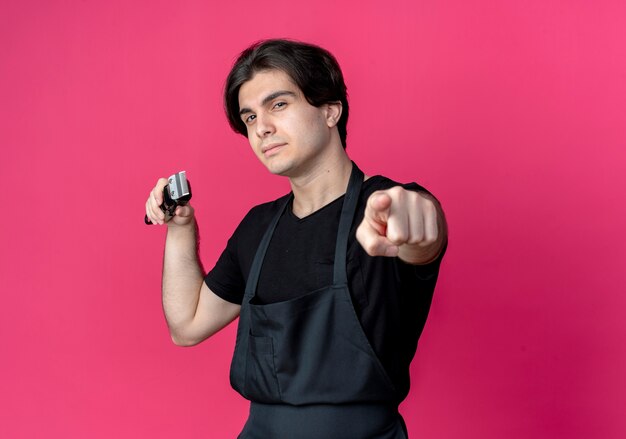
[162,218,205,336]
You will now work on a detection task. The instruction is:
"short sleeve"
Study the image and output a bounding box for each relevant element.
[204,231,246,305]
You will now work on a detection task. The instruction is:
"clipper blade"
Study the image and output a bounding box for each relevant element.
[168,171,190,201]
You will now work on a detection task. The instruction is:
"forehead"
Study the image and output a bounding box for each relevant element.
[238,69,301,107]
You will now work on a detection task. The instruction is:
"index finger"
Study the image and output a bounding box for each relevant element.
[366,191,393,225]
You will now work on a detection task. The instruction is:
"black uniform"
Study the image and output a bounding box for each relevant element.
[205,164,446,438]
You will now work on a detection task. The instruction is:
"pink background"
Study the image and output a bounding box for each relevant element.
[1,1,625,437]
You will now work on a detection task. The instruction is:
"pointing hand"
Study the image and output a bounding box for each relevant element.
[356,187,441,263]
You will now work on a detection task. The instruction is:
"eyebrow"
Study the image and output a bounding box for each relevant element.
[239,90,297,116]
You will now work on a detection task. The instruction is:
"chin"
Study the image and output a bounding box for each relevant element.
[263,159,294,177]
[268,167,291,177]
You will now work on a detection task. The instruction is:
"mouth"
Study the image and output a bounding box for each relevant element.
[261,143,286,157]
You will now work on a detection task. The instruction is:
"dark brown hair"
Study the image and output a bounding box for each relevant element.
[224,39,349,148]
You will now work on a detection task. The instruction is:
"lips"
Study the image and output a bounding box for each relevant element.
[261,143,286,157]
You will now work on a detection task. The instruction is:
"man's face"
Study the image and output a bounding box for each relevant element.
[238,69,340,177]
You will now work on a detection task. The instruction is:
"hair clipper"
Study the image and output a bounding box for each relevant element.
[144,171,192,224]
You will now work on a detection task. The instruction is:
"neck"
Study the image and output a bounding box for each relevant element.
[289,150,353,219]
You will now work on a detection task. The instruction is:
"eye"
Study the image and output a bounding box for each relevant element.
[244,114,256,125]
[273,101,286,110]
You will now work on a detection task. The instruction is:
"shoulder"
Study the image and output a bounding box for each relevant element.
[242,192,291,220]
[360,175,434,201]
[233,192,292,238]
[215,192,292,278]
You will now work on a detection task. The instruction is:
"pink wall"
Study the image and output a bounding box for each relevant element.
[1,1,625,437]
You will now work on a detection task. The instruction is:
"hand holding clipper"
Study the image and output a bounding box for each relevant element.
[144,171,192,225]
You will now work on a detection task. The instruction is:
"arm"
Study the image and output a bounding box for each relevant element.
[146,179,241,346]
[356,186,447,265]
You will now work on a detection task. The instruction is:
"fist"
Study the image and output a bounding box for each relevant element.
[356,187,440,261]
[144,178,195,226]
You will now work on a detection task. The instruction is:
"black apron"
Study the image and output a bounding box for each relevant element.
[230,163,409,439]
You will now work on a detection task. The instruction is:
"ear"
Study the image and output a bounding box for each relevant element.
[324,101,343,128]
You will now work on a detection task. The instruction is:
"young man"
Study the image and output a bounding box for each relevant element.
[145,39,447,438]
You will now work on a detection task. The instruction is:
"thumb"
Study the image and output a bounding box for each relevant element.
[175,204,194,218]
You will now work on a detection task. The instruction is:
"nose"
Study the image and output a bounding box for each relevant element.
[255,112,275,138]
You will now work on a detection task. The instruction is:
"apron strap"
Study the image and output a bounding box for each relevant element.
[244,194,293,299]
[333,162,363,285]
